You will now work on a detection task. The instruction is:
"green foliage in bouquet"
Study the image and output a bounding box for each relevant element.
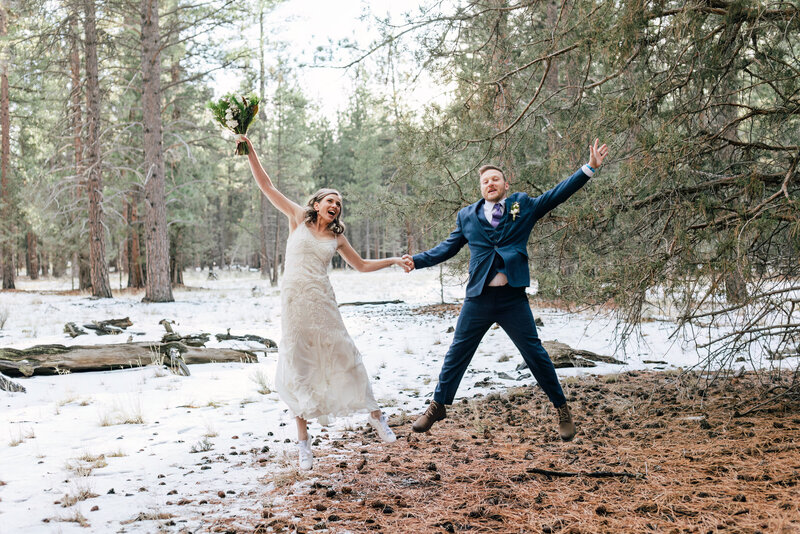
[207,93,261,155]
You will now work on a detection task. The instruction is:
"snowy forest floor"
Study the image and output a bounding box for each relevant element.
[247,370,800,534]
[1,268,798,533]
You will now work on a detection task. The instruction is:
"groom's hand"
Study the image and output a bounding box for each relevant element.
[588,138,609,169]
[401,254,415,272]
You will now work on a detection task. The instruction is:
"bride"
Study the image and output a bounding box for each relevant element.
[240,135,410,470]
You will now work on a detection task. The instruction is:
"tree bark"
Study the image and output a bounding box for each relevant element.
[52,250,66,277]
[257,8,272,281]
[0,342,257,377]
[0,1,14,289]
[140,0,173,302]
[125,191,145,287]
[70,16,91,291]
[84,0,112,298]
[25,231,38,279]
[170,226,183,285]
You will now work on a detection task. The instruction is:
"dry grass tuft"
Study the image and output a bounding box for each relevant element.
[66,455,107,477]
[54,511,89,527]
[250,368,273,395]
[60,484,99,507]
[120,511,174,525]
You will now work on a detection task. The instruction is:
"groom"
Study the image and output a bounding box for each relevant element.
[403,139,609,441]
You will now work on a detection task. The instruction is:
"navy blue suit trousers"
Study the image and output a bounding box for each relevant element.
[433,285,567,407]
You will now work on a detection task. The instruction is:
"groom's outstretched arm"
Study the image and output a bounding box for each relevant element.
[530,138,608,220]
[405,216,467,271]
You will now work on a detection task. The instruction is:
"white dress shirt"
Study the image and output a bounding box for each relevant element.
[483,198,507,286]
[483,198,505,224]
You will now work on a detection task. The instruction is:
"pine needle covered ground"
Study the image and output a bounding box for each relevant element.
[242,370,799,534]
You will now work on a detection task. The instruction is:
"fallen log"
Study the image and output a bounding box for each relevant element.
[162,332,210,347]
[338,299,403,307]
[0,342,257,377]
[515,340,625,370]
[64,323,88,338]
[0,373,26,393]
[84,322,124,335]
[101,317,133,329]
[215,329,277,348]
[526,467,645,479]
[81,317,134,336]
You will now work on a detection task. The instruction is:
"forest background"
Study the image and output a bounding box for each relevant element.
[0,0,798,373]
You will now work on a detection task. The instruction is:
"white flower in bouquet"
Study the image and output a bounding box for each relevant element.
[208,93,260,155]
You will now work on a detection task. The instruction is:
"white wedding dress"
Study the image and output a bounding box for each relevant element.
[275,223,379,425]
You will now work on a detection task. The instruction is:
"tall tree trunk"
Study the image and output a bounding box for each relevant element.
[365,219,371,259]
[70,16,91,291]
[170,226,183,285]
[257,7,272,281]
[52,251,66,277]
[271,210,280,285]
[84,0,112,298]
[25,231,38,279]
[140,0,173,302]
[0,1,14,289]
[125,191,145,288]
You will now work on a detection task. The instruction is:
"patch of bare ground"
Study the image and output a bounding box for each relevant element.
[248,371,799,534]
[411,302,463,318]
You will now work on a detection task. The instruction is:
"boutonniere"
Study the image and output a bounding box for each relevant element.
[510,201,520,221]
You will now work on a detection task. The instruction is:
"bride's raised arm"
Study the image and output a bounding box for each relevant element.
[240,135,304,229]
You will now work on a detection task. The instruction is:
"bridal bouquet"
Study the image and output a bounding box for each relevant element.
[207,93,260,155]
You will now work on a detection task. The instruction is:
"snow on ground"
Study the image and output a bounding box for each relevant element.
[0,268,796,533]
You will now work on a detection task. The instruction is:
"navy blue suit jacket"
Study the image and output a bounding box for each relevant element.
[412,168,591,298]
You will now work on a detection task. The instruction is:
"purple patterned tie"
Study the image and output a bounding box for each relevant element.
[491,203,503,228]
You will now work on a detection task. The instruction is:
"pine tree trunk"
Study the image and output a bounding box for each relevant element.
[168,58,183,287]
[271,209,280,285]
[69,16,90,291]
[0,2,14,290]
[170,227,183,285]
[52,251,66,277]
[365,219,371,259]
[25,231,38,279]
[257,8,272,281]
[125,191,145,288]
[260,194,272,279]
[84,0,112,298]
[140,0,173,302]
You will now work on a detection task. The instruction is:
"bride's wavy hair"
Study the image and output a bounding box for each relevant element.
[304,188,346,235]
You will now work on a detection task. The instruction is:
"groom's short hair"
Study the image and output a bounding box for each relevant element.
[478,164,505,180]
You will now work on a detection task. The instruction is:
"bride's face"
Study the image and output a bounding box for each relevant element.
[314,194,342,225]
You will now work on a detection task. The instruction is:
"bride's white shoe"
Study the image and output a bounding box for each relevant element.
[368,414,397,443]
[297,439,313,470]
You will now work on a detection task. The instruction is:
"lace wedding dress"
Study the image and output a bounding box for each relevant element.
[275,224,379,425]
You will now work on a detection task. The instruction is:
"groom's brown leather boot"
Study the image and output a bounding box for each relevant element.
[557,403,576,441]
[412,401,446,433]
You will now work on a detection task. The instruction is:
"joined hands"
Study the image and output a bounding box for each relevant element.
[400,255,415,273]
